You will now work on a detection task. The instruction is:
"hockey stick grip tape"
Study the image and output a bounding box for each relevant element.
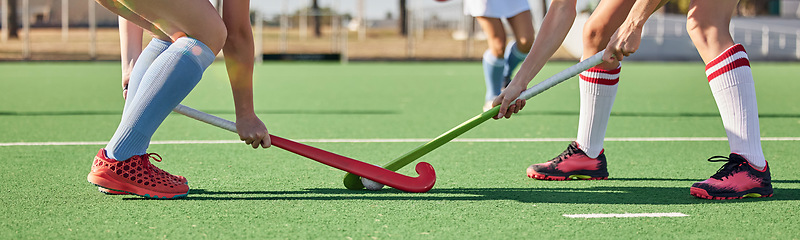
[172,104,237,133]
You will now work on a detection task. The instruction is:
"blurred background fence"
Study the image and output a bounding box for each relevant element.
[1,0,798,62]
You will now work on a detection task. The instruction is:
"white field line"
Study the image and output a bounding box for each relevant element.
[563,212,689,218]
[1,137,799,147]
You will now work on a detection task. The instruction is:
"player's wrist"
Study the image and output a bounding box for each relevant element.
[507,80,528,90]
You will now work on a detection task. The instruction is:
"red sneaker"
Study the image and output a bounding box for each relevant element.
[87,149,189,199]
[98,153,187,195]
[527,141,609,180]
[690,154,772,200]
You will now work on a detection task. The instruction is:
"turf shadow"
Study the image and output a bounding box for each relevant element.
[0,110,122,116]
[0,109,400,116]
[422,187,800,204]
[130,187,800,203]
[611,177,800,184]
[516,111,800,119]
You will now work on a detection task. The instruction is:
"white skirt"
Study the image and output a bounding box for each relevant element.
[464,0,531,18]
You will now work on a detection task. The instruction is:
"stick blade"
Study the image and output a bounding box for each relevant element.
[343,173,365,190]
[343,162,436,192]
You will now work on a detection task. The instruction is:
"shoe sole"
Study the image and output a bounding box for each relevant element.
[527,168,608,180]
[88,172,188,199]
[99,178,189,195]
[98,187,129,195]
[528,172,608,181]
[690,187,773,200]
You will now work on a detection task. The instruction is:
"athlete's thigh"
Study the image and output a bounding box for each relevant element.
[687,0,736,30]
[476,17,505,39]
[506,11,534,44]
[117,0,226,52]
[476,17,507,54]
[96,0,169,40]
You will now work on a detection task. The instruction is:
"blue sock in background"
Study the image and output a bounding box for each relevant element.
[483,50,504,102]
[503,41,527,86]
[106,37,216,161]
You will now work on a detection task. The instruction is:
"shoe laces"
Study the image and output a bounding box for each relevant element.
[135,153,165,173]
[139,153,185,181]
[707,155,746,180]
[135,153,161,169]
[144,153,162,163]
[552,144,580,163]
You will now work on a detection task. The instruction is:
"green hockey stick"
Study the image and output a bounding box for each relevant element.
[343,50,606,190]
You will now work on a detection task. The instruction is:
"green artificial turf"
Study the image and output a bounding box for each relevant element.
[1,61,799,239]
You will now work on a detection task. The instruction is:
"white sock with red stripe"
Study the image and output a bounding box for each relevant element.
[576,65,620,158]
[705,44,766,169]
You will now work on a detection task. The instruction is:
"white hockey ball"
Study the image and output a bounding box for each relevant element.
[361,177,385,191]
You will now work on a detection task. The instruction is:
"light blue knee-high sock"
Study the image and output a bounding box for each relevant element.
[122,38,172,119]
[106,37,216,161]
[483,50,504,102]
[503,41,527,86]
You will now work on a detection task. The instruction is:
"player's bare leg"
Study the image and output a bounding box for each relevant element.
[528,0,634,180]
[687,0,771,199]
[476,17,508,111]
[89,0,226,199]
[502,11,535,90]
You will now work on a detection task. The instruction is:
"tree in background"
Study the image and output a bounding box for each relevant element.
[736,0,780,16]
[662,0,778,16]
[283,6,341,26]
[312,0,321,38]
[4,0,19,39]
[398,0,407,36]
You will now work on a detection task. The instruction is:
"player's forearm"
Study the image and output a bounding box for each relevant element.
[223,40,256,119]
[221,0,257,118]
[624,0,663,29]
[230,82,257,119]
[222,27,255,89]
[510,0,576,88]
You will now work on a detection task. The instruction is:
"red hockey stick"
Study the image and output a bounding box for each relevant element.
[172,104,436,193]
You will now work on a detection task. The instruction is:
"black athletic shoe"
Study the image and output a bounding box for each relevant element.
[527,141,609,180]
[690,153,773,200]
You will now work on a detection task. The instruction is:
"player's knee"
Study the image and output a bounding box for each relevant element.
[186,21,227,54]
[685,16,702,37]
[582,22,606,48]
[489,39,506,57]
[685,16,709,45]
[516,37,533,53]
[206,23,228,52]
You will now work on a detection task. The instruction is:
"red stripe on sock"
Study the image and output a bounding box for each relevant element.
[706,44,746,71]
[585,66,621,74]
[580,75,619,85]
[580,66,620,85]
[707,58,750,82]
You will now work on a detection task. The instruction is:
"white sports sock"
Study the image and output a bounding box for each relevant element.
[705,44,766,169]
[576,65,620,158]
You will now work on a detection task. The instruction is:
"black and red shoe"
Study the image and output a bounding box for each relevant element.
[527,141,609,180]
[690,153,773,200]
